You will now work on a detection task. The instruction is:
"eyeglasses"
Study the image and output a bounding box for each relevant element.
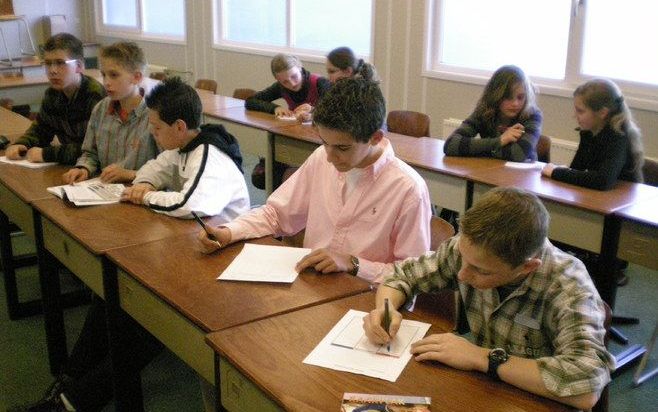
[42,59,77,69]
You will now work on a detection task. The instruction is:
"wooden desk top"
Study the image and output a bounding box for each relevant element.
[0,163,69,202]
[207,292,569,412]
[616,195,658,226]
[205,106,298,133]
[469,165,658,215]
[107,233,371,332]
[271,124,503,177]
[387,134,503,177]
[0,106,32,141]
[30,198,225,255]
[198,92,245,112]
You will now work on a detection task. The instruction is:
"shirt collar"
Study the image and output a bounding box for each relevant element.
[107,88,146,122]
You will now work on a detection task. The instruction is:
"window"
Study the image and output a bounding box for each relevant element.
[96,0,186,43]
[214,0,373,59]
[426,0,658,110]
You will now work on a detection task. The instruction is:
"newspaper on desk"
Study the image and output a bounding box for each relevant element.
[47,178,125,206]
[0,156,57,169]
[303,309,431,382]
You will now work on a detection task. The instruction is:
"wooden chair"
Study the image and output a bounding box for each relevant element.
[149,71,166,81]
[414,216,463,332]
[537,134,551,163]
[641,157,658,186]
[386,110,431,137]
[232,88,256,100]
[194,78,217,94]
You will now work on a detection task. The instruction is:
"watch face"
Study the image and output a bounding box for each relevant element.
[489,348,509,362]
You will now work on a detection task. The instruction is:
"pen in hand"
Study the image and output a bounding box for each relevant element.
[191,211,218,242]
[382,298,391,352]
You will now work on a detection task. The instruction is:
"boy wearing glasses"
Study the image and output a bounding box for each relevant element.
[5,33,105,164]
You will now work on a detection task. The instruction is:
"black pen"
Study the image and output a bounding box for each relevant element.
[191,211,217,241]
[382,298,391,352]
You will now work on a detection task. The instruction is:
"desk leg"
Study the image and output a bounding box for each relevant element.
[265,132,275,195]
[102,257,144,412]
[33,209,67,375]
[214,353,227,412]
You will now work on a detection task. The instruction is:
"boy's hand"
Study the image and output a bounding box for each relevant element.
[295,248,352,274]
[62,167,89,184]
[541,163,556,177]
[274,107,294,118]
[121,183,155,204]
[410,333,489,372]
[5,144,27,159]
[26,147,44,163]
[363,306,403,344]
[197,226,232,254]
[100,164,135,183]
[500,123,525,146]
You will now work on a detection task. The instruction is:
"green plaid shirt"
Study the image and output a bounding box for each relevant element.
[384,235,615,397]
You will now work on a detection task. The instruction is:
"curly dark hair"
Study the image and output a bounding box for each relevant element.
[313,78,385,143]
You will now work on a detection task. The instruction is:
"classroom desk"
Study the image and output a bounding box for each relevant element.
[0,163,70,318]
[106,233,371,408]
[207,292,570,412]
[616,197,658,271]
[29,198,226,377]
[469,166,658,307]
[201,106,298,194]
[197,91,245,111]
[0,106,32,140]
[271,124,502,213]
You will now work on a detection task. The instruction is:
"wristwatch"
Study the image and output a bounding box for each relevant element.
[349,255,360,276]
[487,348,509,380]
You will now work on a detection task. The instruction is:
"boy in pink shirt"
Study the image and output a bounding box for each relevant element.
[198,78,431,282]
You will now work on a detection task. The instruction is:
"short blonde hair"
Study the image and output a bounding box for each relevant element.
[460,187,548,267]
[100,41,146,73]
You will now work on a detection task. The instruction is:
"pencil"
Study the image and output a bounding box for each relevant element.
[191,211,217,241]
[383,298,391,352]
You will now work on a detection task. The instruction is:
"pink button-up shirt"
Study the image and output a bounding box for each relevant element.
[226,138,431,282]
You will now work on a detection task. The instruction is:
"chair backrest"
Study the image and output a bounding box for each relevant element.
[232,88,256,100]
[149,72,166,81]
[195,78,217,94]
[642,157,658,187]
[0,0,15,15]
[386,110,431,137]
[430,215,455,250]
[537,134,551,163]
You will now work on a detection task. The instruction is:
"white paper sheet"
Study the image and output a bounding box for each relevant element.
[303,309,431,382]
[47,178,125,206]
[0,156,57,168]
[217,243,311,283]
[504,161,546,170]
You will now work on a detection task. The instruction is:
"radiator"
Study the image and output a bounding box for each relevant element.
[550,138,578,165]
[442,118,462,139]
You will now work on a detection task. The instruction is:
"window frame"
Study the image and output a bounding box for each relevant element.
[94,0,187,45]
[211,0,376,64]
[422,0,658,112]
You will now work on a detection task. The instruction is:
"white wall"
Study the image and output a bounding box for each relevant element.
[57,0,658,158]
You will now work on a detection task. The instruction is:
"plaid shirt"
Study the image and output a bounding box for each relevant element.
[15,75,105,164]
[384,235,615,397]
[75,94,158,175]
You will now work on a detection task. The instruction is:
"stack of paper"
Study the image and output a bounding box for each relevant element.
[303,309,431,382]
[0,156,57,169]
[47,178,125,206]
[218,243,311,283]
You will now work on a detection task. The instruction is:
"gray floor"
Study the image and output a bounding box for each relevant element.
[1,153,656,411]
